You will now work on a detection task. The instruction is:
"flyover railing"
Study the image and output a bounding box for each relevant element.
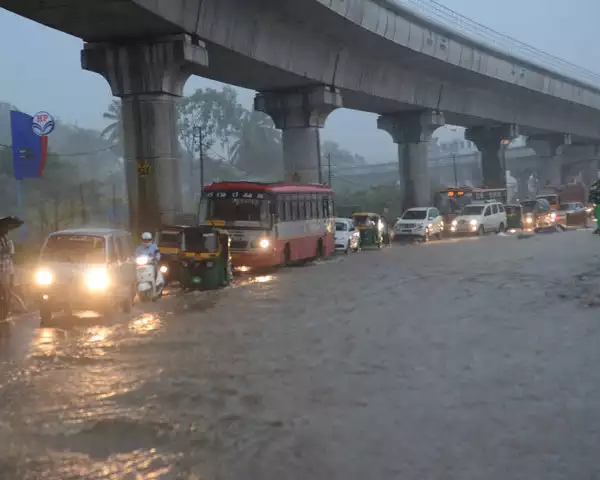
[386,0,600,88]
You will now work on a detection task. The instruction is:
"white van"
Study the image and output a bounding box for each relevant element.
[450,202,507,235]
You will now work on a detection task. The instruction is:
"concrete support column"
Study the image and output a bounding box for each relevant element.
[514,170,532,201]
[466,124,519,188]
[81,35,209,232]
[378,110,445,209]
[254,86,342,183]
[528,133,570,188]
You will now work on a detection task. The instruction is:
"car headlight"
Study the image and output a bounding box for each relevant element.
[586,207,592,213]
[159,265,168,274]
[85,268,109,290]
[136,255,149,266]
[469,219,477,226]
[35,269,53,286]
[526,216,533,224]
[451,220,458,226]
[258,238,270,249]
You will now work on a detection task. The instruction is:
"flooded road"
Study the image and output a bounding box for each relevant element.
[2,231,600,479]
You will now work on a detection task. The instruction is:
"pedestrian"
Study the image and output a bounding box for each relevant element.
[0,232,14,321]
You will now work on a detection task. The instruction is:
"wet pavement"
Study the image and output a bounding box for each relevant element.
[2,230,600,479]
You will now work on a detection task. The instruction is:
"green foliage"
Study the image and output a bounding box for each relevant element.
[336,185,403,220]
[323,140,367,167]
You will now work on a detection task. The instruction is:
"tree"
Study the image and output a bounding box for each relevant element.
[178,86,245,158]
[231,111,282,179]
[101,99,122,145]
[322,140,367,168]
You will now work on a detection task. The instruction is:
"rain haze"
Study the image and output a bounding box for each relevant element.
[3,2,600,479]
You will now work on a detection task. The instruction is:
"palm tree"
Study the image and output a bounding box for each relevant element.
[101,99,122,145]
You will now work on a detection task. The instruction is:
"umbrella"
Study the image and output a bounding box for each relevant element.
[0,216,24,235]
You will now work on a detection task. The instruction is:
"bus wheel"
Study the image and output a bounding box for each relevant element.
[283,244,292,266]
[316,239,324,259]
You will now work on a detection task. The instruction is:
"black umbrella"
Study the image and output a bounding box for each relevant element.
[0,216,24,235]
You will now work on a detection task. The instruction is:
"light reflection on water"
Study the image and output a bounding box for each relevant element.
[129,314,161,334]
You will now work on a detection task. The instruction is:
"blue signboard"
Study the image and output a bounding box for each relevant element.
[10,110,47,180]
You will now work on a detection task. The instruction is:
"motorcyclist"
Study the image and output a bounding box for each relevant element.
[136,232,161,263]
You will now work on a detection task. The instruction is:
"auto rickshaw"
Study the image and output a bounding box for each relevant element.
[352,212,385,248]
[156,225,187,284]
[179,226,232,290]
[503,204,523,232]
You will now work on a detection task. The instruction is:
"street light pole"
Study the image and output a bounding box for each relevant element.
[452,154,458,187]
[328,153,332,187]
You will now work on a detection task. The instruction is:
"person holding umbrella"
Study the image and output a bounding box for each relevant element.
[0,216,23,321]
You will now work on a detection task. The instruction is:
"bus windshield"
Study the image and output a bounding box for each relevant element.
[204,197,270,225]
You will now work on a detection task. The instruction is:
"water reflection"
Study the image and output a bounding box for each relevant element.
[129,314,161,334]
[32,328,63,355]
[86,326,113,344]
[254,275,274,283]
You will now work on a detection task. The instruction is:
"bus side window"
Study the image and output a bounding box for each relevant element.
[323,197,330,218]
[312,195,319,219]
[291,196,298,221]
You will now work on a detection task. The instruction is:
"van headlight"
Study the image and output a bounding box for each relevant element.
[35,269,53,286]
[85,268,109,290]
[451,220,458,226]
[258,238,270,249]
[469,219,478,226]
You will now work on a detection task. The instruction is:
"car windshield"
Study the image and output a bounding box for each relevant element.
[159,231,181,249]
[402,210,427,220]
[461,205,484,215]
[504,205,521,215]
[185,231,218,253]
[41,235,106,263]
[521,201,537,213]
[558,203,575,211]
[335,222,348,232]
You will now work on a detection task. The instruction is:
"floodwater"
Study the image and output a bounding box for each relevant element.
[1,230,600,479]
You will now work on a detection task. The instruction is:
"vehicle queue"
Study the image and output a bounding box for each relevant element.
[10,181,596,325]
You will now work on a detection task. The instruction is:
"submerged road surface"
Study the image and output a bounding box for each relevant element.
[2,231,600,479]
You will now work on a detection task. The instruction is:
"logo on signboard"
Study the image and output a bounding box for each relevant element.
[32,111,55,136]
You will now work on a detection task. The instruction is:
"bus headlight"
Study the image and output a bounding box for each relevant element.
[35,269,53,286]
[85,268,109,290]
[258,238,270,249]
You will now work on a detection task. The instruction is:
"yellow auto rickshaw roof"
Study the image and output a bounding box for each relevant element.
[352,212,380,217]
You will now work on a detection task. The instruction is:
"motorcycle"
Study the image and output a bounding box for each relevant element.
[136,254,165,302]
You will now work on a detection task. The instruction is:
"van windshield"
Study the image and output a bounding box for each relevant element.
[41,235,106,263]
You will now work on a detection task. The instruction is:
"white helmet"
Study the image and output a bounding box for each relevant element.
[141,232,152,241]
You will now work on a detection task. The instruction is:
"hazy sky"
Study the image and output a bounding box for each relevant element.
[1,1,599,162]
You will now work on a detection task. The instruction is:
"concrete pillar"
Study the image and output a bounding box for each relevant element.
[527,133,570,188]
[378,110,445,209]
[81,35,209,232]
[254,86,342,183]
[513,170,532,200]
[466,124,519,188]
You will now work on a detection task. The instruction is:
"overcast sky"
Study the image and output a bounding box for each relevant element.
[1,1,598,162]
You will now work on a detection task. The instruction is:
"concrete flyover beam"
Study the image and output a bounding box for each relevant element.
[378,110,445,209]
[254,86,342,183]
[466,124,519,189]
[81,35,209,232]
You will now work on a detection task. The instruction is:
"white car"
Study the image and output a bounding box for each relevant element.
[394,207,444,242]
[450,201,507,235]
[335,218,360,253]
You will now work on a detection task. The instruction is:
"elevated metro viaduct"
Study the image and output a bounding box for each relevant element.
[4,0,600,229]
